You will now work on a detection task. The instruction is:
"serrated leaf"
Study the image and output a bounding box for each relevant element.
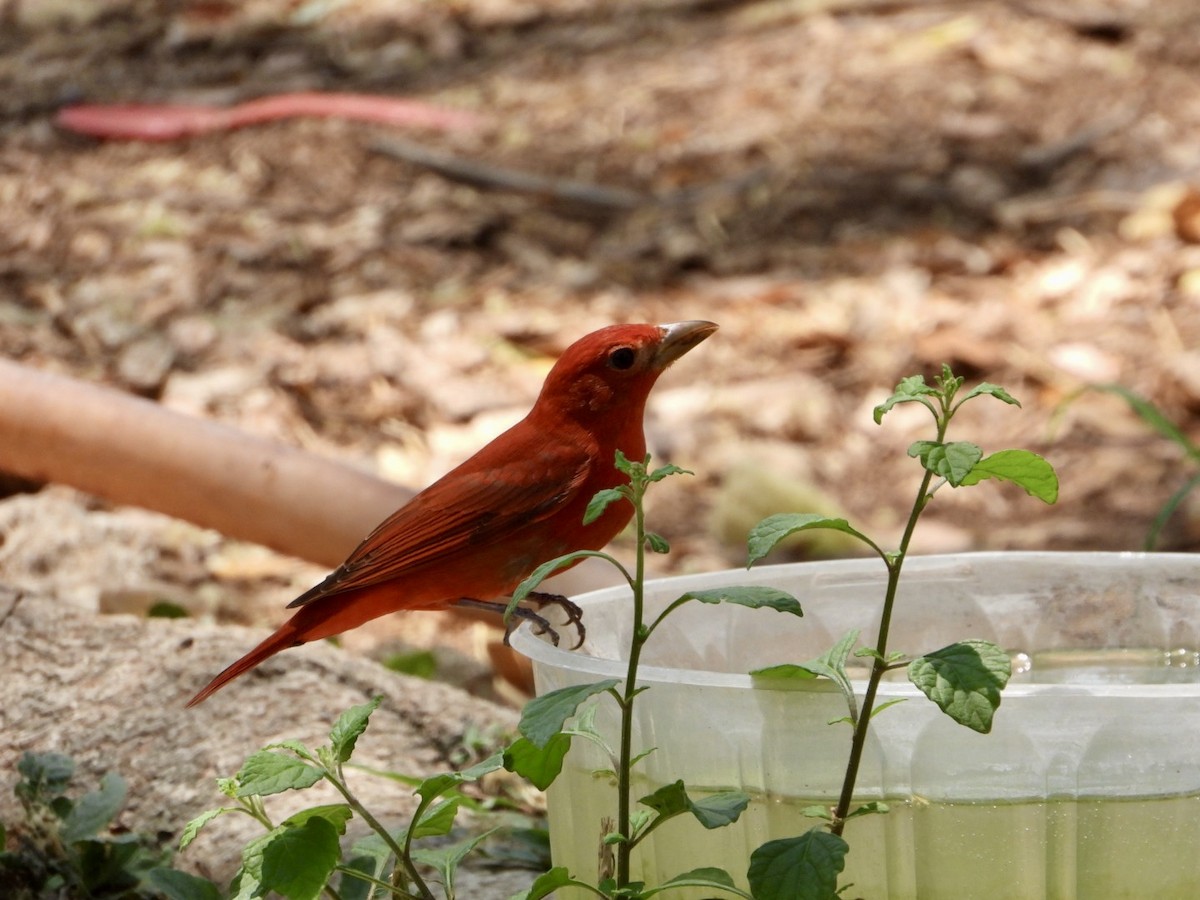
[416,772,465,804]
[329,696,382,764]
[846,800,890,820]
[642,868,751,898]
[873,376,937,423]
[518,679,620,747]
[613,449,639,476]
[61,772,125,843]
[747,831,848,900]
[504,734,572,790]
[747,513,879,565]
[235,751,324,798]
[677,585,803,617]
[146,867,223,900]
[639,781,689,817]
[908,640,1011,733]
[510,551,615,608]
[281,804,353,834]
[639,782,748,831]
[645,532,670,553]
[17,752,74,801]
[179,807,229,851]
[260,817,341,900]
[413,798,460,839]
[802,805,832,820]
[515,866,579,900]
[907,440,983,486]
[584,488,627,526]
[648,463,691,482]
[690,792,750,829]
[753,630,860,724]
[962,382,1020,407]
[411,828,498,894]
[264,739,318,763]
[960,449,1059,503]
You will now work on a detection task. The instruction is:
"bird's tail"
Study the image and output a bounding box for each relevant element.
[186,621,302,707]
[186,586,413,707]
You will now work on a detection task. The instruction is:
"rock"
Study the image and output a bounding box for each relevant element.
[0,590,531,894]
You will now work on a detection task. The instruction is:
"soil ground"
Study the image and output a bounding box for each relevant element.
[3,0,1200,679]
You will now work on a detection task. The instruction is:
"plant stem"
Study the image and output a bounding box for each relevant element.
[615,472,650,886]
[831,418,944,835]
[326,768,432,900]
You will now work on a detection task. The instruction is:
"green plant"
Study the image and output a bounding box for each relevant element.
[183,698,528,900]
[1057,383,1198,549]
[743,365,1059,896]
[0,751,218,900]
[502,452,803,899]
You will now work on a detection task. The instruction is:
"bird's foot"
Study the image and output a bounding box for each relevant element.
[525,591,586,650]
[453,594,585,649]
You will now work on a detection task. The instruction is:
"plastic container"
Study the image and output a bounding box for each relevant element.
[510,552,1200,900]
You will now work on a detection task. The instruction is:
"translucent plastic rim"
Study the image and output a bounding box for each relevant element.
[509,551,1200,699]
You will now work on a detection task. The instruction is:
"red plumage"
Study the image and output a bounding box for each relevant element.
[187,321,716,706]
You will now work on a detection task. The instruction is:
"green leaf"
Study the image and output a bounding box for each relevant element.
[645,532,670,553]
[908,640,1011,733]
[146,868,223,900]
[514,866,592,900]
[642,868,752,898]
[260,817,341,900]
[747,831,848,900]
[846,800,890,820]
[689,792,750,829]
[16,751,74,802]
[416,772,465,804]
[747,513,880,565]
[411,828,498,895]
[509,551,618,608]
[504,734,572,790]
[639,781,689,818]
[235,751,324,798]
[518,679,620,748]
[677,585,803,617]
[638,782,749,831]
[873,375,937,423]
[179,807,229,851]
[413,798,460,840]
[752,630,860,724]
[613,449,639,476]
[264,739,318,763]
[907,440,983,486]
[329,696,382,764]
[281,804,353,834]
[61,772,126,843]
[584,488,627,526]
[960,449,1058,503]
[648,463,691,482]
[961,382,1020,407]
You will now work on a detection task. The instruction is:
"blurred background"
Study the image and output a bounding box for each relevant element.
[2,0,1200,699]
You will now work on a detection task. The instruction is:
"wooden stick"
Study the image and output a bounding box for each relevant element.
[0,358,412,567]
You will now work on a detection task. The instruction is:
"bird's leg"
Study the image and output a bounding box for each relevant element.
[525,591,586,650]
[453,597,562,647]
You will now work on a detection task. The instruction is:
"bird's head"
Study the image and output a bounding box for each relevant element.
[535,321,718,424]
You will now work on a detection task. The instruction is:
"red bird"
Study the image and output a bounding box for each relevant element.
[188,321,717,706]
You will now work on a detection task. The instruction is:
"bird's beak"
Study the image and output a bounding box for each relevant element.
[653,320,718,369]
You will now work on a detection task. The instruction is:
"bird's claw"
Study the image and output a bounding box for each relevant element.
[525,591,586,649]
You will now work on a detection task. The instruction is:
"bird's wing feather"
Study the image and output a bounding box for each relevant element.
[287,435,594,607]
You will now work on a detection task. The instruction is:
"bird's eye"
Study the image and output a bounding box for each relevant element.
[607,346,637,370]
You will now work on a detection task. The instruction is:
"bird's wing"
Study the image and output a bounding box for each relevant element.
[287,436,594,608]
